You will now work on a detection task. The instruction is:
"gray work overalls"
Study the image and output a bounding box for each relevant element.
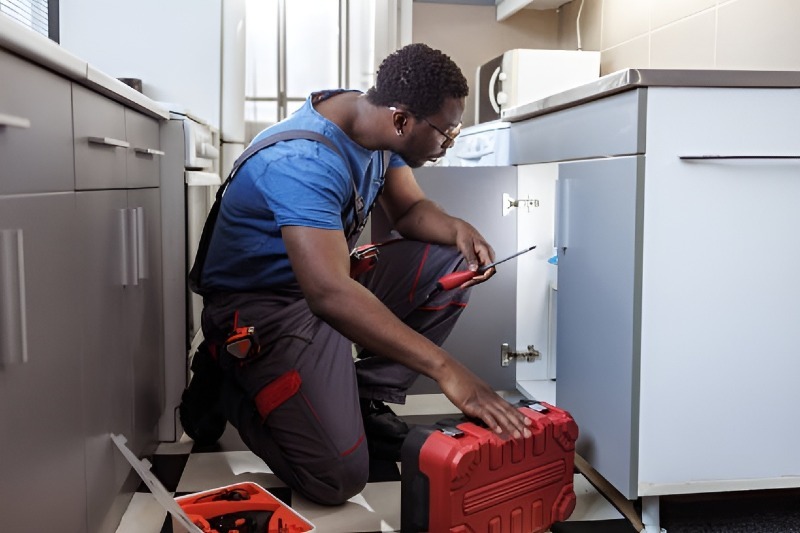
[197,132,472,505]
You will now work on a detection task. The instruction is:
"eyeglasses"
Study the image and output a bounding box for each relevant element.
[421,117,461,150]
[389,106,462,150]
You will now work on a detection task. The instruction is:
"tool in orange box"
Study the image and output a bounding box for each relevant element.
[436,245,536,291]
[225,310,259,359]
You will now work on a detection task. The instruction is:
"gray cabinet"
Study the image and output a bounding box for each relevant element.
[0,193,86,532]
[79,187,163,532]
[0,49,74,195]
[0,46,165,532]
[126,109,163,188]
[126,188,164,456]
[402,166,519,393]
[74,89,164,531]
[77,189,135,533]
[73,83,128,190]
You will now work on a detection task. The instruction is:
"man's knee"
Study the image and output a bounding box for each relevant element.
[299,453,369,505]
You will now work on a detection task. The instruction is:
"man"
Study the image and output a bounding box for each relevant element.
[181,43,531,505]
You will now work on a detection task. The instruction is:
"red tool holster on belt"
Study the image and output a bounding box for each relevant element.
[223,310,260,360]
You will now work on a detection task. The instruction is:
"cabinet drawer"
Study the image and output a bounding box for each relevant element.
[0,50,74,195]
[73,83,127,190]
[126,109,162,188]
[646,87,800,159]
[509,89,646,164]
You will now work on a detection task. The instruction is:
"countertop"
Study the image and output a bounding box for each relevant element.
[0,14,169,119]
[501,68,800,123]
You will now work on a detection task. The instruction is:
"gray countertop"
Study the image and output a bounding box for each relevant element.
[501,68,800,123]
[0,14,169,119]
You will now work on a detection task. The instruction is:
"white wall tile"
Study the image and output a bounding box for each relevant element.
[601,34,650,74]
[716,0,800,70]
[650,0,716,30]
[602,0,650,49]
[650,10,716,69]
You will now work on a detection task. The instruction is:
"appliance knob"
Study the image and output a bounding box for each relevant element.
[498,72,507,81]
[496,92,508,105]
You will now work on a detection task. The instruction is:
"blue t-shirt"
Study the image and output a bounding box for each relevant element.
[202,90,407,291]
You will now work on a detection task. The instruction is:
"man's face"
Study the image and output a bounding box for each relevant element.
[395,97,465,168]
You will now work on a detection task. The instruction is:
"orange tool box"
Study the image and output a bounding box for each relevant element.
[112,434,315,533]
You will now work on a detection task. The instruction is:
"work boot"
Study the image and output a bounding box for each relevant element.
[360,398,410,462]
[179,341,227,446]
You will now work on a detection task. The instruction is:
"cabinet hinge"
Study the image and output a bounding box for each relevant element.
[503,193,539,216]
[501,343,540,366]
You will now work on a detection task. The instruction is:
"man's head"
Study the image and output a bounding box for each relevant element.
[366,43,468,168]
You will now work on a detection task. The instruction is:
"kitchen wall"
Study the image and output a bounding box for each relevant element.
[557,0,800,74]
[412,3,560,126]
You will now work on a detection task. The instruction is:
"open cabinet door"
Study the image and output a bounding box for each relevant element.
[374,165,519,393]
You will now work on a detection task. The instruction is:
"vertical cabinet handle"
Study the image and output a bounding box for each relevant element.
[120,208,139,286]
[554,177,569,253]
[135,206,148,280]
[0,229,28,365]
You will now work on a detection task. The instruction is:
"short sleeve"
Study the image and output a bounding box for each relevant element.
[254,142,352,231]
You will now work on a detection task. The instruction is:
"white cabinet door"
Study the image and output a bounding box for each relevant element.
[637,88,800,493]
[555,155,644,499]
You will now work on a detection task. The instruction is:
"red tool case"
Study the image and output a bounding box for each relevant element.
[400,399,578,533]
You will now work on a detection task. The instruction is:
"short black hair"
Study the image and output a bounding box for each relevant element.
[366,43,468,119]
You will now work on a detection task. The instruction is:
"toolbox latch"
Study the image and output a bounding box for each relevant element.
[439,427,465,438]
[519,398,549,413]
[435,419,466,438]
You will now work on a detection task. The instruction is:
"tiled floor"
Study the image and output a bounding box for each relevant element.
[115,390,630,533]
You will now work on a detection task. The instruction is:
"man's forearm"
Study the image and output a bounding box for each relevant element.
[308,275,453,381]
[392,198,466,245]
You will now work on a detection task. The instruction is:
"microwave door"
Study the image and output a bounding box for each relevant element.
[477,54,504,124]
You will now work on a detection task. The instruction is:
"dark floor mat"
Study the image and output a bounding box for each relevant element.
[551,519,637,532]
[661,490,800,533]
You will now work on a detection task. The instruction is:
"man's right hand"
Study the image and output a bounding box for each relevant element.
[437,359,532,439]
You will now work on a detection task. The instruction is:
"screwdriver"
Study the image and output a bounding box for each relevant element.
[436,245,537,291]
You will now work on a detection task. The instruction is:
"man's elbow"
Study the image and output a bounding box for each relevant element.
[302,279,349,320]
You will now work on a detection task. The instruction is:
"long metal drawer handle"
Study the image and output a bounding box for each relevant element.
[0,112,31,129]
[680,155,800,160]
[88,136,130,148]
[0,229,28,366]
[134,147,165,156]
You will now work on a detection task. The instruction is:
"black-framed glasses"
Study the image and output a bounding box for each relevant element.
[389,106,462,149]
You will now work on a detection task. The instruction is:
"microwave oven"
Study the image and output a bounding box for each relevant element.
[475,49,601,123]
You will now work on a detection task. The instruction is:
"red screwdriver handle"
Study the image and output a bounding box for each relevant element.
[436,270,478,291]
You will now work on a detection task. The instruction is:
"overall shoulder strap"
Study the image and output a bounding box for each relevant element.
[189,129,348,295]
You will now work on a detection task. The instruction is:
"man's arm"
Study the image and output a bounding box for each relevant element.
[378,165,494,285]
[282,224,531,439]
